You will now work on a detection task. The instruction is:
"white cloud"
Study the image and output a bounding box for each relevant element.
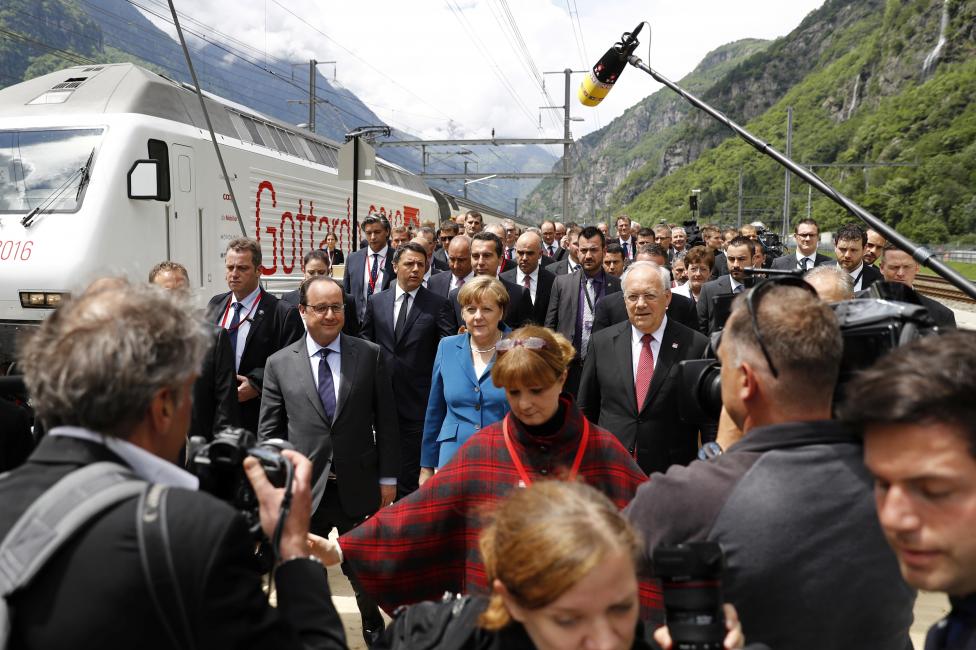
[145,0,825,154]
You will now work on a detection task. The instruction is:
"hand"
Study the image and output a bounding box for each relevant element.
[653,604,744,650]
[379,484,396,508]
[237,375,259,402]
[307,532,342,566]
[418,467,434,486]
[244,449,312,560]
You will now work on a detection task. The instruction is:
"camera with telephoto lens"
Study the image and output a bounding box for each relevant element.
[754,226,784,261]
[653,542,726,650]
[186,427,294,540]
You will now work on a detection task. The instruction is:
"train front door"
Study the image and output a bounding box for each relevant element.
[169,143,202,286]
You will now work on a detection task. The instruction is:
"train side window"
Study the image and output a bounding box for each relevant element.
[147,139,171,202]
[315,143,337,167]
[277,129,299,157]
[297,137,316,162]
[242,117,263,145]
[306,139,326,164]
[228,112,250,143]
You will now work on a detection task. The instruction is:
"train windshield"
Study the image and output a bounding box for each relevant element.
[0,128,103,213]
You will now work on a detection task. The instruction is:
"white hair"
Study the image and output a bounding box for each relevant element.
[621,260,671,294]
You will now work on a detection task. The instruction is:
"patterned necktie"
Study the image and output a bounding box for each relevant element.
[394,292,410,341]
[367,253,380,296]
[800,257,810,272]
[581,278,594,358]
[227,302,244,356]
[317,348,336,422]
[635,334,654,411]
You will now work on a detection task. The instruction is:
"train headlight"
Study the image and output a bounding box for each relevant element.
[19,291,69,309]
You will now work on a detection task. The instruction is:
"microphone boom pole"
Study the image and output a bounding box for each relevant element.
[624,54,976,300]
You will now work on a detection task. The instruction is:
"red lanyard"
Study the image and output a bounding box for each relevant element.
[219,289,262,330]
[501,413,590,488]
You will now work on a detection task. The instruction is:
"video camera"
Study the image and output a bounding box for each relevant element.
[186,428,294,543]
[754,226,783,261]
[678,279,941,425]
[682,220,705,249]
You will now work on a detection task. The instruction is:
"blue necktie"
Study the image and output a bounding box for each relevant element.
[734,284,745,294]
[367,253,380,296]
[227,302,244,356]
[317,349,336,422]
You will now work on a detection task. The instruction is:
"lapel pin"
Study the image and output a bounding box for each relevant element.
[672,342,679,349]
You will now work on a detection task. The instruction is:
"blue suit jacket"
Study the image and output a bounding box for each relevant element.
[420,332,510,468]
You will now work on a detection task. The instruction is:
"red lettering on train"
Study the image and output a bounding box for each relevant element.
[280,212,296,275]
[254,181,277,275]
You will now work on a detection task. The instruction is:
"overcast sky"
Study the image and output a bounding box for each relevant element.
[147,0,824,151]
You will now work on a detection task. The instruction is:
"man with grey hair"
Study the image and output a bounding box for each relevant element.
[625,281,914,650]
[805,264,854,302]
[671,226,688,253]
[0,282,340,648]
[579,261,708,475]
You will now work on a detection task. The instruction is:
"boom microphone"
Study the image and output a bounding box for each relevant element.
[579,23,644,107]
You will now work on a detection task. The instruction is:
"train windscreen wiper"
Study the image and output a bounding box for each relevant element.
[21,148,94,228]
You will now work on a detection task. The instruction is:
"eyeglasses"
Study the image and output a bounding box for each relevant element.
[624,292,660,304]
[303,302,344,315]
[795,232,818,239]
[496,337,547,354]
[736,277,817,378]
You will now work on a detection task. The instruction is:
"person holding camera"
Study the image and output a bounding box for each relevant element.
[0,282,342,649]
[842,330,976,650]
[624,280,915,650]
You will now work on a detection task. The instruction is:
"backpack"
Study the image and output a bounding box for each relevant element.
[0,462,194,650]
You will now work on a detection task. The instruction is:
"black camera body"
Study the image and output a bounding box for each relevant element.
[187,427,294,539]
[653,542,726,650]
[754,226,784,261]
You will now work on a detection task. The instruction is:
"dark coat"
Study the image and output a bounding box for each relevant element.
[280,288,361,337]
[361,286,455,423]
[257,334,399,519]
[695,274,738,335]
[431,248,450,272]
[591,291,698,334]
[578,318,709,475]
[0,435,343,650]
[426,269,463,300]
[189,325,240,441]
[544,270,622,348]
[769,252,835,271]
[343,246,395,319]
[206,290,304,433]
[499,265,556,326]
[447,276,534,331]
[549,256,580,276]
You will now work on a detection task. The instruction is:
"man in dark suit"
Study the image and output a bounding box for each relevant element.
[447,232,533,330]
[280,249,360,337]
[1,282,340,649]
[593,245,697,333]
[259,276,398,645]
[545,226,622,395]
[500,230,556,326]
[427,235,473,302]
[432,219,458,272]
[206,238,303,434]
[834,223,883,292]
[550,225,583,275]
[614,215,639,261]
[362,243,454,498]
[879,246,957,328]
[484,223,518,274]
[770,218,835,272]
[151,261,239,442]
[579,261,709,475]
[540,219,561,259]
[702,225,729,279]
[653,224,677,264]
[343,214,395,322]
[697,236,754,335]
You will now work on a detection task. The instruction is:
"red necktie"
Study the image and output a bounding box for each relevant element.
[635,334,654,411]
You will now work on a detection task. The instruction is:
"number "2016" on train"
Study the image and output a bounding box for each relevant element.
[0,240,33,261]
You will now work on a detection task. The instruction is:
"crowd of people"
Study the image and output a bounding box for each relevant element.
[0,208,972,650]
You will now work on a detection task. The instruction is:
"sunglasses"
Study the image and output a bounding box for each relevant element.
[496,337,547,354]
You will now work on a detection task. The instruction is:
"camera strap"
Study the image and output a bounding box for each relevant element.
[137,484,197,650]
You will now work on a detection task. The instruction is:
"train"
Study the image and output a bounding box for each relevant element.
[0,63,528,362]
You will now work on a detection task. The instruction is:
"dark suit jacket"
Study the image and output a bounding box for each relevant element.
[696,275,739,335]
[425,270,464,300]
[500,266,556,326]
[325,248,344,266]
[447,276,533,331]
[551,245,568,261]
[431,248,450,272]
[591,291,698,334]
[361,286,455,423]
[0,435,342,650]
[856,263,883,291]
[258,334,398,518]
[770,253,835,271]
[544,270,622,348]
[206,290,304,433]
[539,255,556,268]
[550,257,581,276]
[578,319,709,475]
[710,250,728,280]
[189,325,240,441]
[920,294,957,328]
[280,288,360,338]
[342,246,395,319]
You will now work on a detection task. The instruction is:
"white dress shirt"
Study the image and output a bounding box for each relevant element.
[50,426,199,490]
[394,284,420,324]
[516,266,539,305]
[422,267,433,289]
[848,263,866,291]
[618,237,633,258]
[362,245,389,301]
[729,276,745,293]
[795,252,816,270]
[631,317,667,384]
[223,285,262,372]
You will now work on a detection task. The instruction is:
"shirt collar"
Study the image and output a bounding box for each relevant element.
[232,285,262,308]
[796,251,814,263]
[49,426,199,490]
[631,315,668,344]
[395,283,420,301]
[850,262,864,277]
[517,266,539,282]
[306,332,341,359]
[730,275,744,291]
[369,245,389,259]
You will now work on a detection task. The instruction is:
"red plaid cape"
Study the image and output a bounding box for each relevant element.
[340,395,661,616]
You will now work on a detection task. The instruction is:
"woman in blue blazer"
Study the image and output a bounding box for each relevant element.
[420,277,511,481]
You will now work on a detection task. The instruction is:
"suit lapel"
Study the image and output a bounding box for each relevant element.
[642,321,681,412]
[295,343,330,426]
[242,291,268,351]
[613,324,638,415]
[399,288,426,343]
[209,293,231,324]
[333,334,358,422]
[456,336,479,386]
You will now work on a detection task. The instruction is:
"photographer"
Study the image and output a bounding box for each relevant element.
[624,281,914,650]
[0,282,343,649]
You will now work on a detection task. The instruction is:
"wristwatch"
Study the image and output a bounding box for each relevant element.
[698,441,723,461]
